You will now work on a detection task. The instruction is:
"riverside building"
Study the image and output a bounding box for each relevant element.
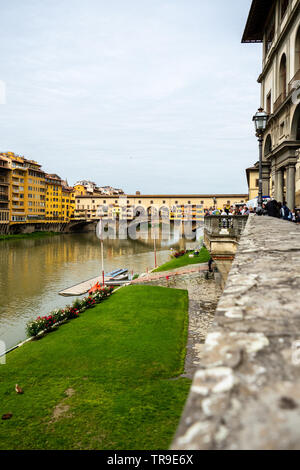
[45,174,75,222]
[243,0,300,208]
[0,155,10,226]
[0,152,46,224]
[0,152,76,230]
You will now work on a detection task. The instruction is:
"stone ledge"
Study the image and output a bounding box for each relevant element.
[172,215,300,450]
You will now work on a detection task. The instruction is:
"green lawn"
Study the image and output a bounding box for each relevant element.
[153,247,210,273]
[0,286,190,450]
[0,232,61,241]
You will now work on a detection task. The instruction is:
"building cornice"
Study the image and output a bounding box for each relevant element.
[265,139,300,160]
[242,0,275,43]
[75,194,249,199]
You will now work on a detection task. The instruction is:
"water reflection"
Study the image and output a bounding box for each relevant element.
[0,230,189,350]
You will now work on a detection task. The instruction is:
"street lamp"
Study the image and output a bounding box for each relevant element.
[252,108,269,215]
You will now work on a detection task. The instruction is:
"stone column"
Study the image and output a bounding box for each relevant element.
[275,168,284,203]
[286,165,296,210]
[262,163,271,197]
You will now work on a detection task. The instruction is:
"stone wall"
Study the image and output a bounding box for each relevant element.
[172,215,300,450]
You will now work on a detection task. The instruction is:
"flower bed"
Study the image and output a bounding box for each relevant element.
[172,250,186,259]
[26,286,114,338]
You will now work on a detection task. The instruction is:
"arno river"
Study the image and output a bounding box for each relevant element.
[0,230,189,350]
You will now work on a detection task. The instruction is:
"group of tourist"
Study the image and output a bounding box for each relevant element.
[204,205,255,217]
[262,199,300,223]
[204,201,300,224]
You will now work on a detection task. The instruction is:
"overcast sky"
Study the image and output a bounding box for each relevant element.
[0,0,261,194]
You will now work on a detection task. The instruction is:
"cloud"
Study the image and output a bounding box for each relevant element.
[0,0,260,194]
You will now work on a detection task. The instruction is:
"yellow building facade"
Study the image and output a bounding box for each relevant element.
[25,159,46,222]
[45,174,63,221]
[74,184,88,197]
[0,155,11,226]
[46,174,75,222]
[0,153,76,227]
[46,175,74,222]
[62,186,76,221]
[246,166,259,200]
[0,152,46,224]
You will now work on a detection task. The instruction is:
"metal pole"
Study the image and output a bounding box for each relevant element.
[99,217,105,286]
[154,233,157,268]
[101,238,105,286]
[257,135,263,215]
[150,213,158,268]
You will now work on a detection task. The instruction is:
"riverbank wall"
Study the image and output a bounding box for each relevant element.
[0,221,98,235]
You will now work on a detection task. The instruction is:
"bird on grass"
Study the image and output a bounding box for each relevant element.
[15,384,24,394]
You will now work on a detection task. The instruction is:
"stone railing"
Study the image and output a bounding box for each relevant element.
[203,216,249,282]
[172,215,300,450]
[204,215,248,237]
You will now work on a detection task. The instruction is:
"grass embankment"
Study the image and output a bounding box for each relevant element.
[0,232,61,241]
[153,247,211,273]
[0,286,190,450]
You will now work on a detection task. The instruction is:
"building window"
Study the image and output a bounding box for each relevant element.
[265,19,275,55]
[279,54,287,98]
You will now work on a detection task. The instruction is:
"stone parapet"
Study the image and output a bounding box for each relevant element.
[172,215,300,450]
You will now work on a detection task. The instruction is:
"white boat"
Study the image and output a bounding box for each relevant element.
[59,269,129,296]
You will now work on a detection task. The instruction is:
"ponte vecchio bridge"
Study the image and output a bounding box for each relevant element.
[74,193,248,222]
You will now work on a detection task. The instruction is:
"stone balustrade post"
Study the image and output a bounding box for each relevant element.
[286,164,296,210]
[211,216,220,235]
[275,168,284,203]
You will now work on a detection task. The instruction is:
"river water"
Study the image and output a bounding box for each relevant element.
[0,230,191,350]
